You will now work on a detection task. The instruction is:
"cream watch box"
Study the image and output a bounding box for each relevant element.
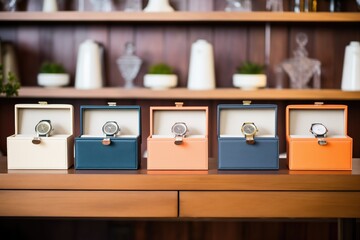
[147,102,208,170]
[7,102,74,169]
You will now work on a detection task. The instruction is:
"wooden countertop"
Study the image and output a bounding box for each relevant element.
[1,157,359,191]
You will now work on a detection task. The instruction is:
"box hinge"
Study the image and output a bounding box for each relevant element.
[175,102,184,107]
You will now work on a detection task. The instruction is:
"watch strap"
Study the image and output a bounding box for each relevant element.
[174,135,184,145]
[245,134,255,145]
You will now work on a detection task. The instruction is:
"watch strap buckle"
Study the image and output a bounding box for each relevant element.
[32,137,41,145]
[174,136,183,145]
[317,138,327,146]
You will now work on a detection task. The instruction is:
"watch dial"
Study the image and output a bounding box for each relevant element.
[37,122,50,134]
[104,122,118,135]
[312,124,326,135]
[174,124,186,135]
[243,124,255,134]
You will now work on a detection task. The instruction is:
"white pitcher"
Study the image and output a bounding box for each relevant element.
[187,39,216,90]
[143,0,174,12]
[42,0,58,12]
[341,41,360,91]
[75,40,103,89]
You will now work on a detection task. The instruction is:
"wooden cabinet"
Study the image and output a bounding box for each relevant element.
[1,157,360,218]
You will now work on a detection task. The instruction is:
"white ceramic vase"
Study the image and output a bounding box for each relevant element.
[187,39,216,90]
[75,39,103,89]
[144,0,174,12]
[42,0,58,12]
[341,41,360,91]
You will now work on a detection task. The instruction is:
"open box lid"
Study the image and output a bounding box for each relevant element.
[286,104,348,138]
[150,102,208,138]
[14,102,73,136]
[217,103,277,138]
[80,104,141,137]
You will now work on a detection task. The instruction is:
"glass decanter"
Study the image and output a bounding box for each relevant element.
[225,0,252,12]
[124,0,142,11]
[275,32,321,89]
[116,42,142,88]
[1,0,18,11]
[266,0,283,11]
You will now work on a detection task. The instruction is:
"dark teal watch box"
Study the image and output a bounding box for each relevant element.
[75,104,141,169]
[217,103,279,170]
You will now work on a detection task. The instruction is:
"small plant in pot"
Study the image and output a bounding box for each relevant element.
[233,61,267,90]
[37,61,70,87]
[144,63,178,89]
[0,64,20,97]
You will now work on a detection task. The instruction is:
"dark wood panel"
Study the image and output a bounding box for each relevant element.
[0,219,346,240]
[2,23,360,88]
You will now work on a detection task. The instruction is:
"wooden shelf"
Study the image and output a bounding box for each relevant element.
[8,87,360,100]
[0,11,359,23]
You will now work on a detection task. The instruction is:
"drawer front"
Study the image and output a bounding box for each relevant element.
[180,191,360,218]
[0,191,177,217]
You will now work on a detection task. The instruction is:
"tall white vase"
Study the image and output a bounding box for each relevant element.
[75,40,103,89]
[144,0,174,12]
[42,0,58,12]
[187,39,216,90]
[341,41,360,91]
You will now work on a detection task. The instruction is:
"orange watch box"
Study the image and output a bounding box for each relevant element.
[286,104,352,170]
[147,102,208,170]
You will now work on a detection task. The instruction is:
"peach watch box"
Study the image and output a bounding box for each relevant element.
[147,102,208,170]
[286,104,352,170]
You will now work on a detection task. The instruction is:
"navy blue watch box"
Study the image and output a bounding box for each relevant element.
[75,104,141,169]
[217,103,279,170]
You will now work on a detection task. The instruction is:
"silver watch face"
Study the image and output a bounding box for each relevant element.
[243,123,256,135]
[172,122,187,136]
[36,121,51,135]
[103,121,119,136]
[311,123,327,136]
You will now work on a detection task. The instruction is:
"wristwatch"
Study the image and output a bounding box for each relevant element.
[310,123,328,146]
[171,122,188,145]
[32,120,53,144]
[102,121,120,137]
[241,122,258,145]
[102,121,120,145]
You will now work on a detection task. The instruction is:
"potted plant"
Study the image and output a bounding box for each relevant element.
[0,64,20,97]
[143,63,178,89]
[37,61,70,87]
[233,61,267,90]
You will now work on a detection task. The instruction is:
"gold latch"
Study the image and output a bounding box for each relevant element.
[243,100,252,105]
[38,101,48,105]
[108,102,117,106]
[175,102,184,107]
[314,102,324,105]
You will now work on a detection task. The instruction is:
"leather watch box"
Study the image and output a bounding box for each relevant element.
[75,103,141,169]
[286,104,352,170]
[147,102,208,170]
[217,103,279,170]
[7,102,74,169]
